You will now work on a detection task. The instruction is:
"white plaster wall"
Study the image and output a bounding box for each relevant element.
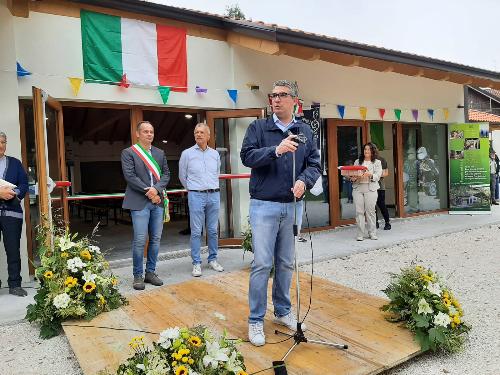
[0,1,30,285]
[13,12,235,109]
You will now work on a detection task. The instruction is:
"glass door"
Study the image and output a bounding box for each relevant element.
[328,119,367,226]
[206,109,265,246]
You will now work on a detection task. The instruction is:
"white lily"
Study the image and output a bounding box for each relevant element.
[136,363,145,371]
[203,340,229,369]
[66,257,86,273]
[58,236,76,252]
[82,270,97,283]
[417,297,433,315]
[426,282,442,296]
[225,350,243,373]
[158,327,180,349]
[89,245,101,254]
[434,312,451,327]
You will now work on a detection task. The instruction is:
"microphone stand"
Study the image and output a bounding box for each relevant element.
[273,135,348,375]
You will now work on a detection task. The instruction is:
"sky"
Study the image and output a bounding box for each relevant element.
[151,0,499,73]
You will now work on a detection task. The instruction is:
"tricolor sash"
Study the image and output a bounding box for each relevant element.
[131,143,170,223]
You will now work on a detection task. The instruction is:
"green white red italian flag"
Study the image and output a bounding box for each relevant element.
[81,10,187,92]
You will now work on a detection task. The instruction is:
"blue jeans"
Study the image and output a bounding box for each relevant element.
[188,191,220,265]
[248,199,303,324]
[130,202,164,277]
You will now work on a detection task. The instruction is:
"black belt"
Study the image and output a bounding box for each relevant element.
[189,189,220,193]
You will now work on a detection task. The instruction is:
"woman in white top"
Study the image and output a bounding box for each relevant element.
[351,142,382,241]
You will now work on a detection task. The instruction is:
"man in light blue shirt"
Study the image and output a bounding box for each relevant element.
[179,123,223,277]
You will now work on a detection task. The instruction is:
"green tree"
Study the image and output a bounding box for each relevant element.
[225,4,246,20]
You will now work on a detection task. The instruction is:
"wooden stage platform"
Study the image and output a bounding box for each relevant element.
[63,271,422,375]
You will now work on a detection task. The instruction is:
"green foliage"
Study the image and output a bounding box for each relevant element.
[115,326,247,375]
[381,264,471,353]
[26,226,127,338]
[224,4,245,20]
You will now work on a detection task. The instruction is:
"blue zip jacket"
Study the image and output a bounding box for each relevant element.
[0,156,29,213]
[240,116,321,203]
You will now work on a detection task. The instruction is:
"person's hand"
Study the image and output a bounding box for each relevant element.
[0,187,16,200]
[144,187,158,200]
[276,135,298,156]
[151,195,161,204]
[363,171,373,178]
[291,180,306,198]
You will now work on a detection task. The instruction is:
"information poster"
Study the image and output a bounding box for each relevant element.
[448,122,490,214]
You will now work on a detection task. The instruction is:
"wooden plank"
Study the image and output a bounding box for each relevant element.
[7,0,29,17]
[63,271,422,375]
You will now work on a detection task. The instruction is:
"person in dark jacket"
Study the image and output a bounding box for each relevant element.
[0,132,29,297]
[240,80,321,346]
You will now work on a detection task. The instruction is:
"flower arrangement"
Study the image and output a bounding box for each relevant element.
[114,326,247,375]
[381,265,471,353]
[26,226,126,338]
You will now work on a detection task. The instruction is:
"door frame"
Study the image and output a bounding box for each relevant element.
[206,108,265,246]
[327,119,368,227]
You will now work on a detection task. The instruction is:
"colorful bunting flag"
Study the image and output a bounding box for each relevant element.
[68,77,83,96]
[412,109,419,122]
[227,89,238,103]
[394,109,402,121]
[359,107,367,120]
[443,108,449,121]
[195,86,207,93]
[119,73,130,88]
[337,105,345,119]
[427,109,434,121]
[16,62,31,77]
[378,108,386,120]
[158,86,171,104]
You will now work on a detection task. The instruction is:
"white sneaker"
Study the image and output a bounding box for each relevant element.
[192,264,202,277]
[209,260,224,272]
[369,234,378,240]
[248,322,265,346]
[274,312,307,331]
[356,236,364,241]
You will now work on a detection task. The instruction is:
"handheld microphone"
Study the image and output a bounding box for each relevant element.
[287,130,307,145]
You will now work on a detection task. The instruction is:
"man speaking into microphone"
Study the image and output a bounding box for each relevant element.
[240,80,321,346]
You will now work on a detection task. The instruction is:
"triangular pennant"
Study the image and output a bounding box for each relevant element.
[195,85,207,93]
[427,109,434,121]
[378,108,386,120]
[394,109,402,121]
[158,86,171,104]
[68,77,83,96]
[227,89,238,103]
[412,109,419,122]
[443,108,449,121]
[337,105,345,119]
[119,73,130,88]
[359,107,367,120]
[16,62,31,77]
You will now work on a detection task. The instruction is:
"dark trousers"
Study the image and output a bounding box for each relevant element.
[0,216,23,288]
[376,189,390,224]
[490,174,497,202]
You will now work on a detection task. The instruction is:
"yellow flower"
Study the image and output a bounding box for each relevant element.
[188,336,202,347]
[182,357,188,363]
[80,250,92,261]
[188,358,194,365]
[64,276,78,288]
[61,252,69,258]
[99,295,106,305]
[44,270,53,279]
[111,278,118,286]
[128,336,144,349]
[415,266,423,272]
[237,371,248,375]
[451,322,456,329]
[172,361,177,367]
[453,315,461,324]
[443,299,452,307]
[442,291,449,299]
[83,281,96,293]
[176,366,188,375]
[175,353,182,361]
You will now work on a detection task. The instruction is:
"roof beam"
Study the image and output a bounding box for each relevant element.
[226,31,281,55]
[284,44,321,61]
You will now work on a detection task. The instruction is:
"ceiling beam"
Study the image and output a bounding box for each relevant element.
[7,0,29,18]
[226,31,281,55]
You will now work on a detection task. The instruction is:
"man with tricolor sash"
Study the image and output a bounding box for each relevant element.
[121,121,170,290]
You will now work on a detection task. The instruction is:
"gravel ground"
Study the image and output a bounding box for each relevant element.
[0,224,498,375]
[305,224,500,375]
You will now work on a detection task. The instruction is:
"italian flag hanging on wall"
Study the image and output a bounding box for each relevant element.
[80,10,187,92]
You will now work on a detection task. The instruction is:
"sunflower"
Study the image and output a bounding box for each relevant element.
[188,336,202,347]
[80,250,92,261]
[111,278,118,286]
[43,270,53,279]
[175,365,188,375]
[83,281,96,293]
[64,276,78,288]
